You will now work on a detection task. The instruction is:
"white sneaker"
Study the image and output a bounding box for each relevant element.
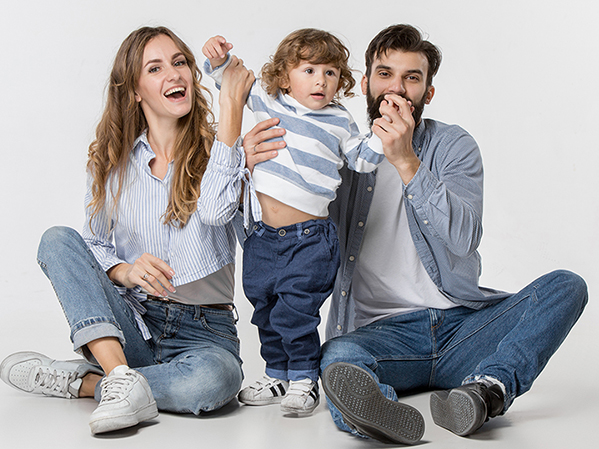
[280,378,319,416]
[0,351,103,399]
[238,375,289,405]
[89,365,158,434]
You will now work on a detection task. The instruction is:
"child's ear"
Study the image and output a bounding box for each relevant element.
[279,74,290,92]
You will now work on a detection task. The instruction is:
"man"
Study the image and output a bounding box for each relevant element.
[318,24,588,445]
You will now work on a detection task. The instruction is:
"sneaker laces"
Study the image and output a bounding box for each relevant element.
[33,366,78,397]
[99,370,135,403]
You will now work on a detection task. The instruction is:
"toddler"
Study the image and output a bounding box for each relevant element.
[202,29,384,415]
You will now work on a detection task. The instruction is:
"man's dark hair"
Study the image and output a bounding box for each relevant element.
[365,24,442,87]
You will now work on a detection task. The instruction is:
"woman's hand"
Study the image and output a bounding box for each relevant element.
[107,254,176,297]
[243,118,286,173]
[217,56,255,146]
[219,55,254,109]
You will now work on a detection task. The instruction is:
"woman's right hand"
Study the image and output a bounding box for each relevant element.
[219,55,254,110]
[107,254,176,297]
[243,118,286,173]
[217,56,255,147]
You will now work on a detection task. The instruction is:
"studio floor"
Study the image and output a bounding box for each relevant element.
[0,266,596,449]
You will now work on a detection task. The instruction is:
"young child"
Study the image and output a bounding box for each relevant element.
[202,29,384,416]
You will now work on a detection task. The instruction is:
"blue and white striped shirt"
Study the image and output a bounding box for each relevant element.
[82,132,238,338]
[204,57,384,223]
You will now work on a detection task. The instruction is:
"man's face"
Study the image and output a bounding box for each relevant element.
[362,49,434,125]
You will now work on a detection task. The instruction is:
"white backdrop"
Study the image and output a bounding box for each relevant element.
[0,0,596,412]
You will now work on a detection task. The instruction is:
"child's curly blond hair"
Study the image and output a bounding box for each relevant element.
[261,28,355,102]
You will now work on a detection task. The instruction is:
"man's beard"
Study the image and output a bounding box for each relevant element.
[366,85,427,126]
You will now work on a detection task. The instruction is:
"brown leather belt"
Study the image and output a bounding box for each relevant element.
[146,295,233,311]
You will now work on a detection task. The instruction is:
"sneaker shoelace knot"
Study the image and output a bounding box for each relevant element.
[33,367,78,396]
[99,371,135,403]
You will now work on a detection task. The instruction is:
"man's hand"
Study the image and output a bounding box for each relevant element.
[107,254,176,297]
[202,35,233,69]
[243,118,286,173]
[372,93,420,184]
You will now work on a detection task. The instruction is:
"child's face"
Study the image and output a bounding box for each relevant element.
[281,60,341,110]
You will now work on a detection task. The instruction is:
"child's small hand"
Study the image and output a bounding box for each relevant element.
[202,35,233,69]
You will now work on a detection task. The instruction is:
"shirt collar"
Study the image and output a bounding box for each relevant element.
[278,92,331,116]
[133,131,167,177]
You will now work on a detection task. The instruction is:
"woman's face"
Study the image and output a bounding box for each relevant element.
[135,34,194,125]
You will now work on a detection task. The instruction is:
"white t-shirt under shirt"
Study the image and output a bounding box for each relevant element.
[352,158,456,328]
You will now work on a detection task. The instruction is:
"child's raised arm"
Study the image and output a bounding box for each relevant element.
[202,35,233,69]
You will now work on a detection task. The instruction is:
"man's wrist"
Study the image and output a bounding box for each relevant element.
[392,155,420,184]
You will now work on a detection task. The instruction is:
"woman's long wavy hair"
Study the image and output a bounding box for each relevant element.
[87,26,215,228]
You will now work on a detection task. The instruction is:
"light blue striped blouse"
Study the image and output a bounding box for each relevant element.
[82,132,240,338]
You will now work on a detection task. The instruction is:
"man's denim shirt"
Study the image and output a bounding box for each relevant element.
[325,119,509,340]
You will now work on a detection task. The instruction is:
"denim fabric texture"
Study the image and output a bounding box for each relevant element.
[243,218,340,382]
[320,270,587,434]
[37,226,243,414]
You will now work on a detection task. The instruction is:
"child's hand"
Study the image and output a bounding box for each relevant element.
[202,35,233,69]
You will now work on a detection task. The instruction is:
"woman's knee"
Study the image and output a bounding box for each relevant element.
[38,226,82,263]
[165,351,242,414]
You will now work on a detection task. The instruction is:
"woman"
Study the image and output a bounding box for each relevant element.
[0,26,254,434]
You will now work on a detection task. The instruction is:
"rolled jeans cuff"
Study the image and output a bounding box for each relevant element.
[72,319,124,363]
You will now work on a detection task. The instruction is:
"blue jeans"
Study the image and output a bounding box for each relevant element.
[243,218,339,382]
[320,270,587,434]
[36,226,243,414]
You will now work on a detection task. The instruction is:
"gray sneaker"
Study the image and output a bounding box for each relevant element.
[0,351,103,399]
[322,362,425,445]
[89,365,158,434]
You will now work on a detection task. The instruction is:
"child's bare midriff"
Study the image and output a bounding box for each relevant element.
[257,192,327,228]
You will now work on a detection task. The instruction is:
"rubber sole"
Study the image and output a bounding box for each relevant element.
[322,362,425,445]
[89,401,158,434]
[430,388,486,436]
[280,396,320,416]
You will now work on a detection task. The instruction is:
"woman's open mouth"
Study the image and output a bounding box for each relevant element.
[165,87,186,100]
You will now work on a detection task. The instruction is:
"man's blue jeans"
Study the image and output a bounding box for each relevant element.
[36,226,243,414]
[320,270,587,434]
[243,218,339,382]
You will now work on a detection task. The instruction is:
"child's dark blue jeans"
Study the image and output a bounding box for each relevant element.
[242,218,340,381]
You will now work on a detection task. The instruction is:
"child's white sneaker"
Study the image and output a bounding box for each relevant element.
[280,378,319,416]
[238,375,289,405]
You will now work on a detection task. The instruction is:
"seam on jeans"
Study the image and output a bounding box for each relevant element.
[38,262,74,328]
[437,294,530,358]
[199,312,240,345]
[429,309,440,387]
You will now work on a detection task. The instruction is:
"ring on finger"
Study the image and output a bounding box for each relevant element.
[142,273,150,281]
[253,144,258,153]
